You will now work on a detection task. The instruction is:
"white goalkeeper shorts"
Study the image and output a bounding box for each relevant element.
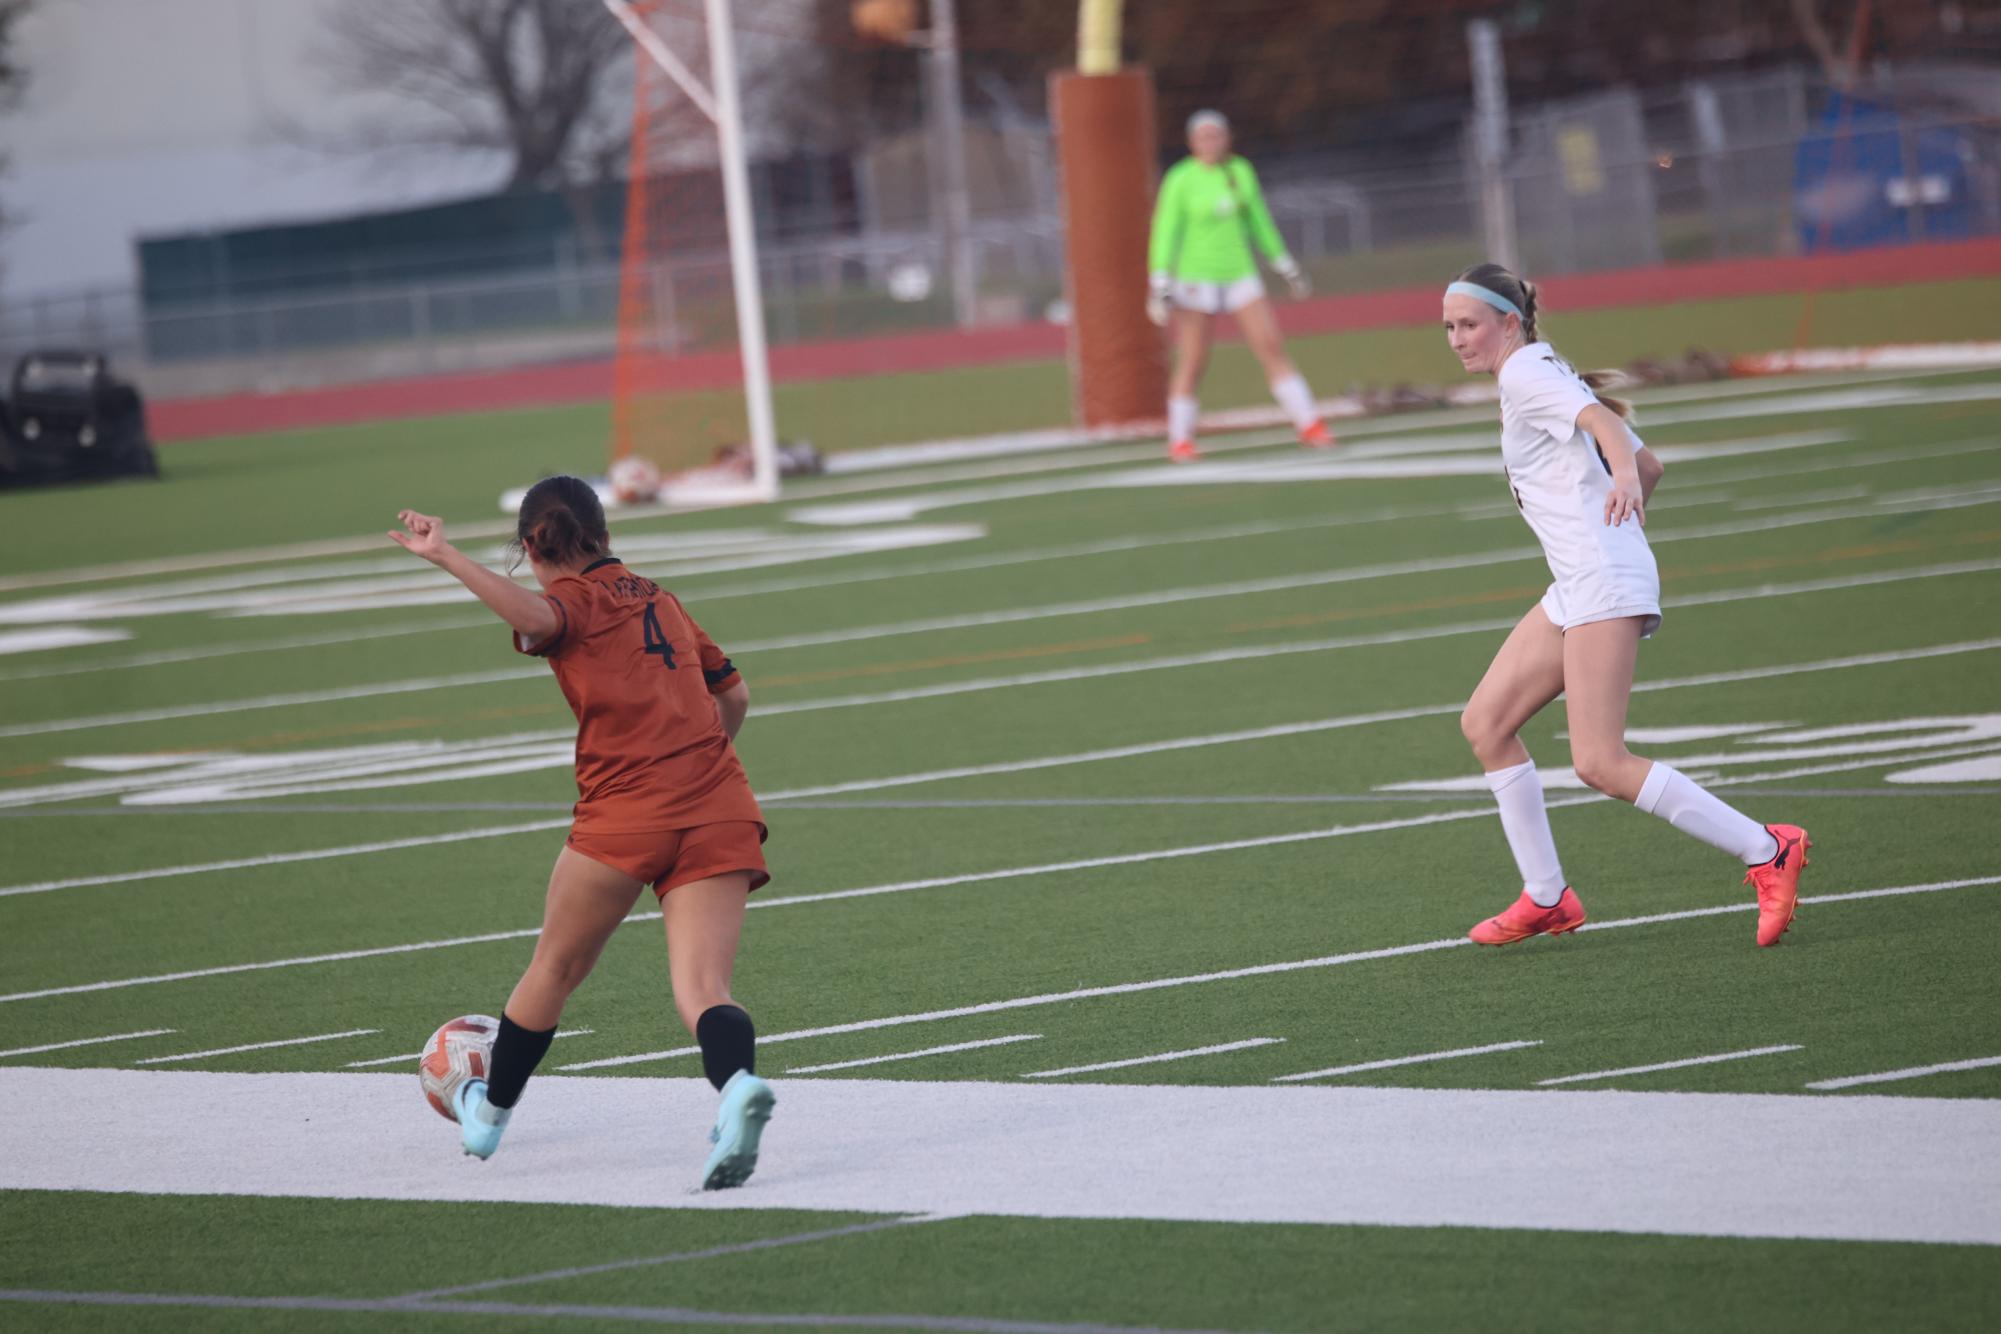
[1172,275,1267,315]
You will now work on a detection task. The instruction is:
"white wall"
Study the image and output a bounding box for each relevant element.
[0,0,504,298]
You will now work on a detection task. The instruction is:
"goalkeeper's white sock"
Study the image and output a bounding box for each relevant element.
[1635,762,1780,864]
[1168,395,1198,444]
[1270,373,1318,430]
[1487,760,1567,907]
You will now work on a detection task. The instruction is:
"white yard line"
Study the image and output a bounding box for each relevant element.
[134,1029,380,1066]
[784,1034,1043,1076]
[8,628,2000,891]
[4,554,1987,813]
[1806,1054,2001,1092]
[742,496,1987,656]
[1271,1040,1543,1083]
[0,617,492,685]
[1536,1046,1803,1087]
[343,1028,594,1070]
[8,491,1998,741]
[0,627,131,655]
[0,819,571,898]
[0,364,1975,599]
[1021,1038,1284,1080]
[558,876,2001,1071]
[741,801,1562,915]
[0,1029,174,1059]
[0,1288,1202,1334]
[0,928,579,1005]
[0,667,539,741]
[12,434,1991,690]
[390,1213,957,1303]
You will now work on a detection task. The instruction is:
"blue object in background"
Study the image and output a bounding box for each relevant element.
[1794,91,1974,251]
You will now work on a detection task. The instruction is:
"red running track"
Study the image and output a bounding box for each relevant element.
[150,236,2001,443]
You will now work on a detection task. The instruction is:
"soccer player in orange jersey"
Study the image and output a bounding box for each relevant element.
[389,476,773,1188]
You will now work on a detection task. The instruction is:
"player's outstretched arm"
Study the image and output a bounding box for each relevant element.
[389,510,560,643]
[1577,404,1647,527]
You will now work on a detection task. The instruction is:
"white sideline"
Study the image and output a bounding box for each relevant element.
[1536,1045,1803,1087]
[1807,1055,2001,1092]
[784,1035,1043,1076]
[1021,1038,1284,1080]
[557,876,2001,1072]
[1272,1040,1543,1083]
[134,1029,380,1066]
[0,1029,174,1059]
[4,1066,1997,1244]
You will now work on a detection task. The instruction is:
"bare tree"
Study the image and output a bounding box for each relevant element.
[318,0,634,192]
[1788,0,1869,88]
[0,0,32,238]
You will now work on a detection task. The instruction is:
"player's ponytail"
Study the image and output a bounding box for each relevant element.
[512,475,609,571]
[1456,263,1634,422]
[1579,369,1634,422]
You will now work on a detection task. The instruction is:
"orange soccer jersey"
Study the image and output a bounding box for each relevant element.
[517,558,763,838]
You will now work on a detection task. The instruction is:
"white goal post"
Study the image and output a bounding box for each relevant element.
[603,0,780,504]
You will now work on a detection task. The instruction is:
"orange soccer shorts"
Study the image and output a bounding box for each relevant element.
[566,821,770,898]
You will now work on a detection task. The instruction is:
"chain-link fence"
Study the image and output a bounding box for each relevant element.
[5,62,1995,399]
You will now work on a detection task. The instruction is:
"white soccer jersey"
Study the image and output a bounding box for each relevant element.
[1496,343,1661,634]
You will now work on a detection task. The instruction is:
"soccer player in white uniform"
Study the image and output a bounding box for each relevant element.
[1442,262,1810,947]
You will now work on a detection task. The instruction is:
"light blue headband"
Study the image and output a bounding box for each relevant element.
[1445,280,1522,320]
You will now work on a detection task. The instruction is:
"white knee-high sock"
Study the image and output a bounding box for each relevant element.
[1270,372,1318,429]
[1635,763,1779,864]
[1168,395,1198,443]
[1487,760,1566,906]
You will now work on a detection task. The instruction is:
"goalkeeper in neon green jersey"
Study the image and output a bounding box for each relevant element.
[1148,110,1334,461]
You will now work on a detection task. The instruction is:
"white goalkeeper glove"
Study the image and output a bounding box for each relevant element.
[1272,255,1310,300]
[1147,272,1172,327]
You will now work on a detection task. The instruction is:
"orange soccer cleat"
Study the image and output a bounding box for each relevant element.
[1298,419,1338,449]
[1468,887,1586,946]
[1744,824,1811,947]
[1167,438,1202,463]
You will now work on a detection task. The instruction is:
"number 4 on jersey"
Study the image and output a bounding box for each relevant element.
[641,601,677,669]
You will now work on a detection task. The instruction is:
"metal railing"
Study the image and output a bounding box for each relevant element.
[4,73,1994,399]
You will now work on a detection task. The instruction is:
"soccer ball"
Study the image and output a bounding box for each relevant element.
[418,1014,499,1122]
[608,454,662,505]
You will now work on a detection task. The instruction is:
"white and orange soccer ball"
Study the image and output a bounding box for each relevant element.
[607,454,663,505]
[418,1014,499,1121]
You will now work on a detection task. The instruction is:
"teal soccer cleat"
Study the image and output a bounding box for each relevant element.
[454,1079,510,1160]
[701,1070,775,1190]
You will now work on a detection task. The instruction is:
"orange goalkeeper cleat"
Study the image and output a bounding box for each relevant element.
[1167,438,1201,463]
[1298,419,1337,448]
[1469,887,1586,946]
[1745,824,1811,947]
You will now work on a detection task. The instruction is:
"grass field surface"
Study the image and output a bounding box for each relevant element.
[3,347,1999,1330]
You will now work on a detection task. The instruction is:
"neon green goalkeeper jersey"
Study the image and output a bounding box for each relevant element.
[1149,155,1289,283]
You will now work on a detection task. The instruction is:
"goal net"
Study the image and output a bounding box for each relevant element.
[605,0,778,508]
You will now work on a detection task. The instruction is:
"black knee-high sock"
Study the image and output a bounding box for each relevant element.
[695,1004,755,1091]
[485,1014,556,1109]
